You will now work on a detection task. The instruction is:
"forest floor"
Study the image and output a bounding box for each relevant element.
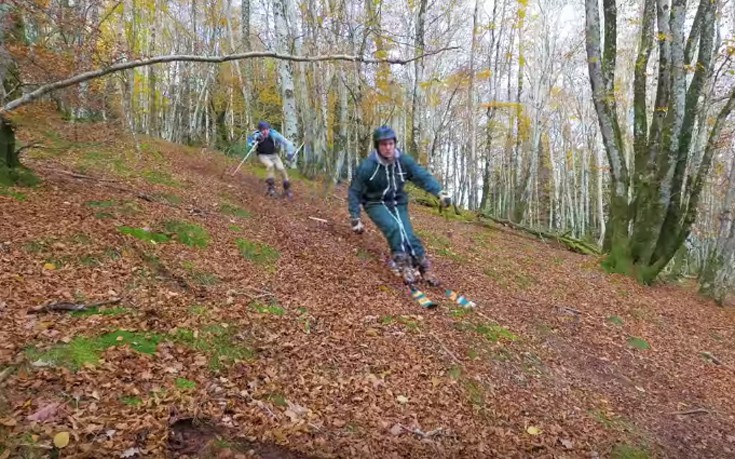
[2,110,735,459]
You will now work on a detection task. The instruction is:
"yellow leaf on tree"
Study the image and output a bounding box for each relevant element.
[53,431,70,448]
[43,262,56,271]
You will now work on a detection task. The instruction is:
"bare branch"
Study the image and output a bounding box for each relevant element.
[0,48,458,115]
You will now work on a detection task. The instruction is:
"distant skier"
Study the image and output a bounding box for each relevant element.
[247,121,296,198]
[348,125,451,285]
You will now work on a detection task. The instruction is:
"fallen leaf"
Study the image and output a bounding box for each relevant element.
[389,423,403,436]
[365,328,379,337]
[120,447,141,458]
[526,426,541,435]
[31,359,53,367]
[0,418,17,427]
[431,377,442,388]
[54,431,70,448]
[43,263,56,271]
[27,403,59,422]
[560,438,574,449]
[396,395,409,404]
[286,401,309,417]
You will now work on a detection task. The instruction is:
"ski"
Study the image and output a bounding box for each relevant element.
[391,260,476,310]
[444,289,477,309]
[409,286,438,309]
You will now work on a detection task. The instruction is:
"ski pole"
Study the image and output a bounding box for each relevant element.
[231,142,257,176]
[290,142,305,163]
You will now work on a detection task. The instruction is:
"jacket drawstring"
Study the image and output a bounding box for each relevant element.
[369,162,381,181]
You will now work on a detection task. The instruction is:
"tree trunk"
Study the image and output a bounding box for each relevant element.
[700,154,735,303]
[0,117,17,171]
[273,0,300,144]
[466,0,480,210]
[410,0,428,162]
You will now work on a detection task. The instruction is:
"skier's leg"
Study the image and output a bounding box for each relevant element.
[259,154,277,196]
[366,205,417,283]
[365,205,405,255]
[272,155,291,197]
[397,205,440,285]
[396,204,426,259]
[366,205,409,278]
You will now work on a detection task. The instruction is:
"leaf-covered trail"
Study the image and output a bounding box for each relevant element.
[2,117,735,458]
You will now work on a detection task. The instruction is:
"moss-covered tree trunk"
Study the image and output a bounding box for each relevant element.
[585,0,734,284]
[0,117,16,169]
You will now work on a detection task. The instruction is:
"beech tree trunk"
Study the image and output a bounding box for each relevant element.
[585,0,734,283]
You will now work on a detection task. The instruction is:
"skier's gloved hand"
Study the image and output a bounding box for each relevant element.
[438,190,452,208]
[351,218,364,234]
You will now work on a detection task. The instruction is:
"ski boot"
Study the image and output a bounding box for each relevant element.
[282,180,293,199]
[265,178,276,197]
[393,252,419,285]
[415,255,441,287]
[387,257,402,279]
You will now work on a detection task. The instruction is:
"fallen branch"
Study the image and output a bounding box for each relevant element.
[30,298,122,314]
[0,367,13,384]
[701,351,722,365]
[479,214,602,256]
[227,288,276,301]
[14,142,45,156]
[1,48,459,115]
[670,408,709,416]
[558,306,582,316]
[35,166,120,183]
[397,424,451,439]
[308,216,329,223]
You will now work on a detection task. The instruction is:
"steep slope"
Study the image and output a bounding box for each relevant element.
[2,114,735,458]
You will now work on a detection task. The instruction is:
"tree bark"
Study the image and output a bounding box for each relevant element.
[410,0,428,163]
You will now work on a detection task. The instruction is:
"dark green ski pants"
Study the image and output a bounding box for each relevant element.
[365,203,426,258]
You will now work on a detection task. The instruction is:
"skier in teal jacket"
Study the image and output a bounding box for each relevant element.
[348,126,451,284]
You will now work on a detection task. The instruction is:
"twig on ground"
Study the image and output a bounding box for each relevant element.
[0,367,13,384]
[398,424,451,439]
[558,306,582,317]
[30,298,122,314]
[701,351,722,365]
[308,216,329,223]
[427,331,462,366]
[240,391,280,421]
[670,408,709,416]
[36,166,119,183]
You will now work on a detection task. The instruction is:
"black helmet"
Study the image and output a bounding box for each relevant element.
[373,125,397,149]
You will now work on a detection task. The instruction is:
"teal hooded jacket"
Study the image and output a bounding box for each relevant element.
[348,150,441,219]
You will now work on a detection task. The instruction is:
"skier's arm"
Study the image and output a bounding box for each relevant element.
[348,167,365,220]
[402,154,442,196]
[271,130,295,157]
[246,131,261,150]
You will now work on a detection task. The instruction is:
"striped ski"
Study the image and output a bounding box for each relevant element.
[409,286,437,309]
[444,289,476,309]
